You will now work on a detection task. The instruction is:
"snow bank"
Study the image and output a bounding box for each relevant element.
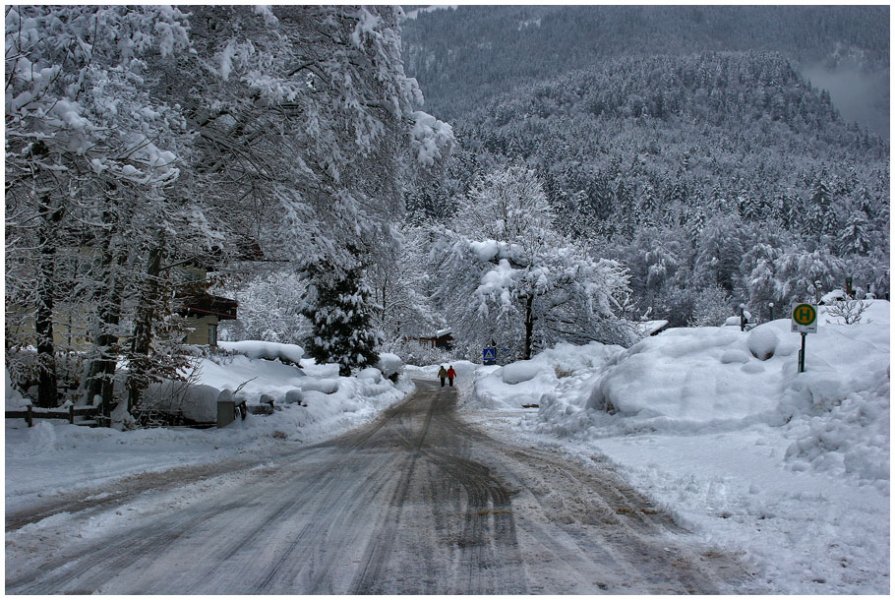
[141,380,221,422]
[464,301,889,489]
[471,343,621,410]
[501,360,541,384]
[586,325,784,424]
[6,354,413,513]
[5,368,29,409]
[219,340,304,365]
[375,353,403,377]
[190,353,306,406]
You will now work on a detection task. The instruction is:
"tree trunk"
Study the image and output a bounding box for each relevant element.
[127,240,164,413]
[84,218,127,419]
[522,294,535,361]
[34,194,65,408]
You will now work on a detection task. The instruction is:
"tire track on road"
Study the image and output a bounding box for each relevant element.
[6,380,759,594]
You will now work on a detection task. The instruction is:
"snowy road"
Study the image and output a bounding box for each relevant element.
[6,381,758,594]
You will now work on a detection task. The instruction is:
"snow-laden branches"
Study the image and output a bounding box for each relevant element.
[428,166,634,359]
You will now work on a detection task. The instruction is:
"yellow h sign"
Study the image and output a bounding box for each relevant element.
[791,303,818,333]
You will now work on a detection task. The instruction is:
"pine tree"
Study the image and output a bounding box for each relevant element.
[838,210,872,256]
[302,249,381,377]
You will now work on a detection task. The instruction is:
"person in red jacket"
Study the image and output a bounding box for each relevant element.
[446,365,457,387]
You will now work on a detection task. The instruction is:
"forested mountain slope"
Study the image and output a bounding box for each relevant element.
[459,51,887,235]
[402,5,889,132]
[404,49,889,327]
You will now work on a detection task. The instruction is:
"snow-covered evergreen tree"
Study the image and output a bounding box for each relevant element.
[774,247,846,304]
[301,246,381,376]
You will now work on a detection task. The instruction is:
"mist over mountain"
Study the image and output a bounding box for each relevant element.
[401,5,889,137]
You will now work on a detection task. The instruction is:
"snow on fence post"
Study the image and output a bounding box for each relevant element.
[217,389,235,428]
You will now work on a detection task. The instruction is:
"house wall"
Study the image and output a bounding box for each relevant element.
[184,314,219,346]
[7,263,228,351]
[8,305,222,349]
[6,303,93,351]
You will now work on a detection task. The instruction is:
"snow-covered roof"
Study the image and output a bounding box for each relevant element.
[821,289,847,304]
[636,320,669,336]
[435,328,452,337]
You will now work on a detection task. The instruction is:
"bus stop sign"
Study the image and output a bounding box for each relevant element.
[791,303,818,333]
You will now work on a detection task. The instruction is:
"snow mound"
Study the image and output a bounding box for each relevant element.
[469,343,620,411]
[301,378,339,395]
[142,380,221,422]
[748,326,779,360]
[375,353,403,377]
[464,301,888,488]
[721,349,751,364]
[5,368,29,409]
[501,360,541,384]
[219,340,304,365]
[588,326,779,422]
[784,376,889,484]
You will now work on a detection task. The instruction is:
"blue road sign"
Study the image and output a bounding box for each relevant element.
[482,347,497,363]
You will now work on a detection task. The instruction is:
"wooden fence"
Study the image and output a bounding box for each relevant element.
[5,405,107,428]
[8,401,281,429]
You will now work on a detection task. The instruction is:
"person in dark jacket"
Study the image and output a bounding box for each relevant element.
[437,365,447,387]
[447,365,457,387]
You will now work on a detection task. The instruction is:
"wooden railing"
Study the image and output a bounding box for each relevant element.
[5,405,107,428]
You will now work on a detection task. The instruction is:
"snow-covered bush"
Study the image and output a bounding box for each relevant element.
[689,284,733,326]
[747,326,779,360]
[5,368,30,410]
[824,298,867,325]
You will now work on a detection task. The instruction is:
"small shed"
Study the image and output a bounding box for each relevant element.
[417,328,454,350]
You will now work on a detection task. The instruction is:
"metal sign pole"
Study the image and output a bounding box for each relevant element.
[798,332,806,373]
[791,303,817,374]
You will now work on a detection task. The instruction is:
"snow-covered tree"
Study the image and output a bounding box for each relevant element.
[301,246,381,376]
[431,166,633,359]
[837,208,873,256]
[743,243,784,314]
[5,6,192,410]
[367,226,444,343]
[689,284,734,327]
[774,247,846,304]
[217,269,311,345]
[179,7,452,373]
[693,213,748,292]
[5,6,453,415]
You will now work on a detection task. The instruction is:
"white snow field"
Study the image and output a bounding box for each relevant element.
[5,301,889,594]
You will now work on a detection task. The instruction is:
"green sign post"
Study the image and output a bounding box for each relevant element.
[791,303,818,373]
